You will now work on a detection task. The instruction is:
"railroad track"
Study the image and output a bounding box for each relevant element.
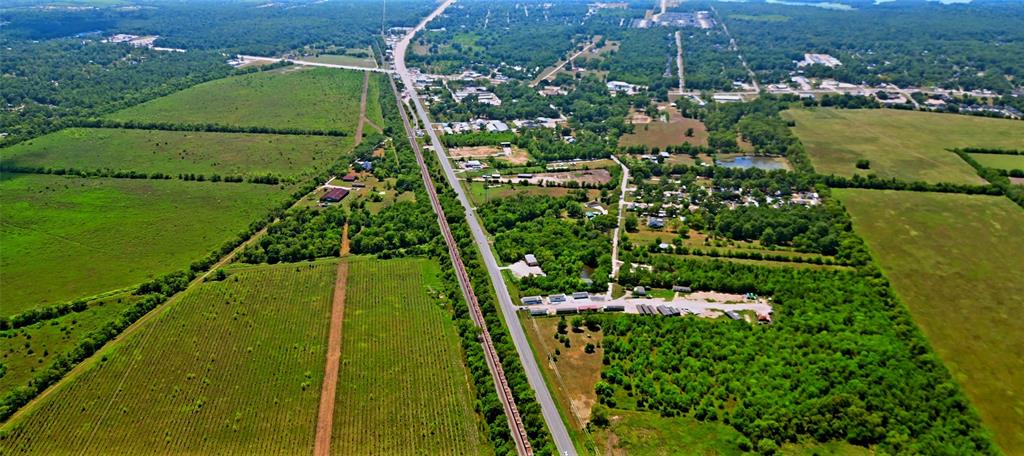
[386,75,533,456]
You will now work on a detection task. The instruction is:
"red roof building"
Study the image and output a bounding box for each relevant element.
[320,187,349,203]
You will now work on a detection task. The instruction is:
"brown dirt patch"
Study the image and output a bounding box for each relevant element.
[314,258,349,456]
[619,105,708,149]
[354,72,369,145]
[525,317,604,430]
[1010,176,1024,186]
[449,145,530,165]
[503,169,612,186]
[450,145,501,157]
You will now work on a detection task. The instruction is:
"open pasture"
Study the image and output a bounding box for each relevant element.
[331,257,488,455]
[0,261,336,454]
[0,174,291,315]
[784,109,1022,184]
[107,67,365,133]
[967,153,1024,171]
[836,189,1024,454]
[0,292,137,396]
[619,106,708,149]
[465,181,600,206]
[0,128,352,179]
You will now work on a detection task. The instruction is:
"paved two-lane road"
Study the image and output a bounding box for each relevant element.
[392,2,577,454]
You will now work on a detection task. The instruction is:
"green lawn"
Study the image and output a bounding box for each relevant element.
[968,153,1024,171]
[0,261,335,454]
[784,109,1023,184]
[108,67,365,133]
[332,257,489,455]
[0,174,292,315]
[836,189,1024,455]
[0,128,352,179]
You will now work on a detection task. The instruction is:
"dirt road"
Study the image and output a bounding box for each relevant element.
[354,72,369,145]
[313,226,350,456]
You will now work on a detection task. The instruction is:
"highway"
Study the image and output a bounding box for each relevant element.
[392,1,578,454]
[387,72,532,456]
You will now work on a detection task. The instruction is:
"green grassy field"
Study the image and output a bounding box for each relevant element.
[365,73,385,129]
[836,189,1024,455]
[331,257,489,455]
[0,261,336,453]
[784,109,1023,184]
[0,128,352,179]
[0,292,137,395]
[301,53,378,68]
[0,174,291,315]
[108,67,365,133]
[968,153,1024,171]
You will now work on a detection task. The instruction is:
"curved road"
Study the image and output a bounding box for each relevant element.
[392,2,577,454]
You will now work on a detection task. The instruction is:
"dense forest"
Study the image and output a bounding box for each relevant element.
[714,0,1024,93]
[0,0,431,54]
[604,258,997,455]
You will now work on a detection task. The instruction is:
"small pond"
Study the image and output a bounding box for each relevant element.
[717,155,790,171]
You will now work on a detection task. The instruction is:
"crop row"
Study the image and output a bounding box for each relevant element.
[0,262,335,454]
[331,258,488,455]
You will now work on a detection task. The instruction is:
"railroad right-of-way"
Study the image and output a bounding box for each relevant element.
[391,1,578,454]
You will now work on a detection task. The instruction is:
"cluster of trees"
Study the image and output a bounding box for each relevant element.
[598,29,677,97]
[680,28,750,91]
[236,206,347,264]
[406,0,591,77]
[441,131,516,148]
[479,196,612,294]
[552,77,635,137]
[713,204,848,254]
[348,200,442,258]
[515,128,616,162]
[717,1,1024,94]
[0,40,233,144]
[603,258,997,455]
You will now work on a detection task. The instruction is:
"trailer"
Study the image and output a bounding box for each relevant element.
[555,307,578,315]
[604,305,625,312]
[529,308,549,316]
[724,310,741,320]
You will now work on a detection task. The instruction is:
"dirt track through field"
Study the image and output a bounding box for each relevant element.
[313,226,350,456]
[353,72,369,145]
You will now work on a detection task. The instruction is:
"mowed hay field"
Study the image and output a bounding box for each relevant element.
[836,189,1024,454]
[0,128,352,179]
[0,261,336,454]
[331,257,489,455]
[968,153,1024,171]
[784,109,1023,184]
[108,67,364,133]
[0,174,291,315]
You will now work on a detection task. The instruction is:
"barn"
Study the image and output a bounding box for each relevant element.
[320,188,349,203]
